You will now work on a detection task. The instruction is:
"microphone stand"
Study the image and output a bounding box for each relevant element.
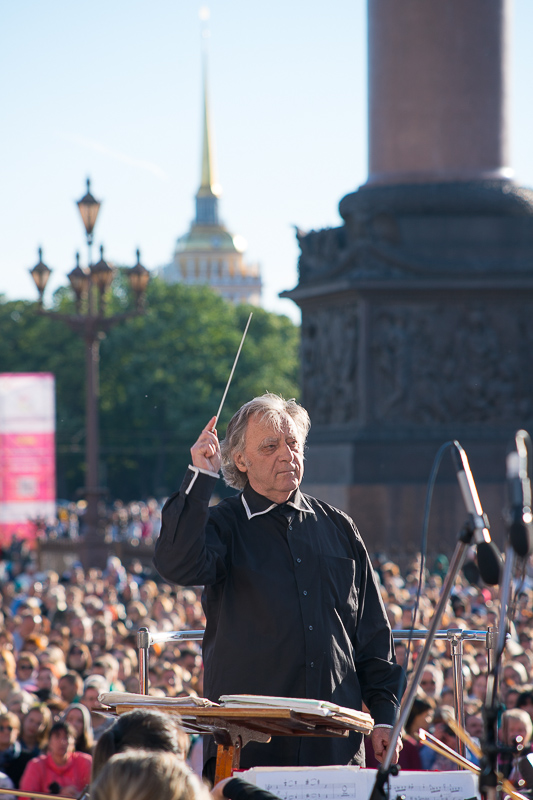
[368,516,478,800]
[478,541,514,800]
[479,430,533,800]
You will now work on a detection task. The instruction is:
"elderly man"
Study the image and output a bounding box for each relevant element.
[154,394,404,775]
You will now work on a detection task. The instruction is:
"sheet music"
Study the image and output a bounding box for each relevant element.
[241,766,479,800]
[241,767,364,800]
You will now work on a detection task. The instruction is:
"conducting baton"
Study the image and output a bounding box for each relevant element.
[212,312,252,430]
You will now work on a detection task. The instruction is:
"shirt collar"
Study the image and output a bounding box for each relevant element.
[241,482,316,520]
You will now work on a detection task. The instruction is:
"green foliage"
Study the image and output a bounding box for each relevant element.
[0,280,300,500]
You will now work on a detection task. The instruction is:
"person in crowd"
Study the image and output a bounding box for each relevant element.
[61,703,94,754]
[504,687,522,710]
[91,708,188,781]
[0,678,17,709]
[19,704,51,754]
[2,704,51,788]
[0,712,22,785]
[419,665,443,699]
[58,672,83,705]
[15,654,38,690]
[465,713,484,741]
[66,641,93,677]
[499,708,533,782]
[470,672,488,703]
[501,708,533,751]
[5,691,35,726]
[18,721,92,799]
[91,750,207,800]
[503,661,529,688]
[0,652,16,682]
[80,676,113,742]
[12,614,41,653]
[154,394,405,777]
[34,664,60,702]
[0,769,14,800]
[516,689,533,723]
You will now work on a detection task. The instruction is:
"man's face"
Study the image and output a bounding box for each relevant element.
[506,717,529,746]
[466,714,484,739]
[81,688,99,711]
[58,677,77,703]
[235,414,304,503]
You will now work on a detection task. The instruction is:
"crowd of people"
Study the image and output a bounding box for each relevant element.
[32,498,163,544]
[0,539,531,796]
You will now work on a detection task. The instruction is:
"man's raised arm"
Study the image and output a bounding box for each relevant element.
[152,418,226,587]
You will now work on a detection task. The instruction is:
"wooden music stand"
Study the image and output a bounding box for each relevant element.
[110,704,374,783]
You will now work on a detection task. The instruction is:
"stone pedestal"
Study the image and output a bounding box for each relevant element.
[282,0,532,562]
[283,181,533,559]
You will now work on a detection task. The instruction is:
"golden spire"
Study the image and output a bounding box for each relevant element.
[199,8,220,198]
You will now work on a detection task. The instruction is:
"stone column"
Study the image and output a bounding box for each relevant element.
[284,0,533,562]
[367,0,512,185]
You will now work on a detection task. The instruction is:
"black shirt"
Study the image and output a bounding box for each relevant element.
[153,468,404,768]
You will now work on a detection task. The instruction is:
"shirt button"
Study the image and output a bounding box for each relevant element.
[310,662,314,668]
[288,525,292,530]
[309,625,313,631]
[296,558,302,563]
[303,590,308,596]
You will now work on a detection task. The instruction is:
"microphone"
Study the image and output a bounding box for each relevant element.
[451,441,502,585]
[506,430,533,558]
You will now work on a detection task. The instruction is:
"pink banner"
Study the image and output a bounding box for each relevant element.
[0,374,56,546]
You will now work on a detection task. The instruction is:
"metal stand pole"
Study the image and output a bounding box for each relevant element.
[486,626,497,676]
[449,630,466,758]
[368,522,474,799]
[137,628,205,695]
[138,627,150,695]
[479,543,516,800]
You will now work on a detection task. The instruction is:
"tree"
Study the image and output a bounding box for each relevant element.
[0,280,300,500]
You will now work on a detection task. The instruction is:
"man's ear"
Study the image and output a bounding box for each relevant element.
[234,451,247,473]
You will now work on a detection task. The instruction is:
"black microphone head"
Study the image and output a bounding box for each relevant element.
[476,540,502,586]
[510,516,533,558]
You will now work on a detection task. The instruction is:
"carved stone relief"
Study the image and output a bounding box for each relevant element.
[301,304,359,425]
[370,303,533,424]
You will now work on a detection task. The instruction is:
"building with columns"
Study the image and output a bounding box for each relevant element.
[159,65,262,305]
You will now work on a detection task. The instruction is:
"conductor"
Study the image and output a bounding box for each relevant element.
[154,393,405,776]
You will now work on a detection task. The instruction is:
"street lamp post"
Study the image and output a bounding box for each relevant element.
[29,179,150,569]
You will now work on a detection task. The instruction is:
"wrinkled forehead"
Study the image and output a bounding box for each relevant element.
[246,412,299,440]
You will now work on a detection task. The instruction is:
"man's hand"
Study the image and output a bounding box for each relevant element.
[191,417,222,473]
[371,726,402,765]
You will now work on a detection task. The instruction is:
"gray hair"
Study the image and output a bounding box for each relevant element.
[220,393,310,490]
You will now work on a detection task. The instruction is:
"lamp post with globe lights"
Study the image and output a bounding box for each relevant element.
[29,179,150,569]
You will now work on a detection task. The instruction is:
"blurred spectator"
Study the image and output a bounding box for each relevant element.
[91,750,206,800]
[5,691,35,725]
[419,665,443,699]
[0,652,16,682]
[66,642,93,677]
[15,654,38,690]
[4,704,52,788]
[0,712,21,779]
[92,708,188,780]
[18,720,92,799]
[80,676,113,741]
[516,689,533,723]
[61,703,94,754]
[58,671,83,705]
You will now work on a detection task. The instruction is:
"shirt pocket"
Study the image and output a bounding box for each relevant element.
[320,554,358,639]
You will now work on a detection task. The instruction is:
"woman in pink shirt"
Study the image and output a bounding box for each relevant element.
[19,721,92,799]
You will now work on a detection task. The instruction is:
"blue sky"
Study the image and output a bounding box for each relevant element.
[2,1,533,323]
